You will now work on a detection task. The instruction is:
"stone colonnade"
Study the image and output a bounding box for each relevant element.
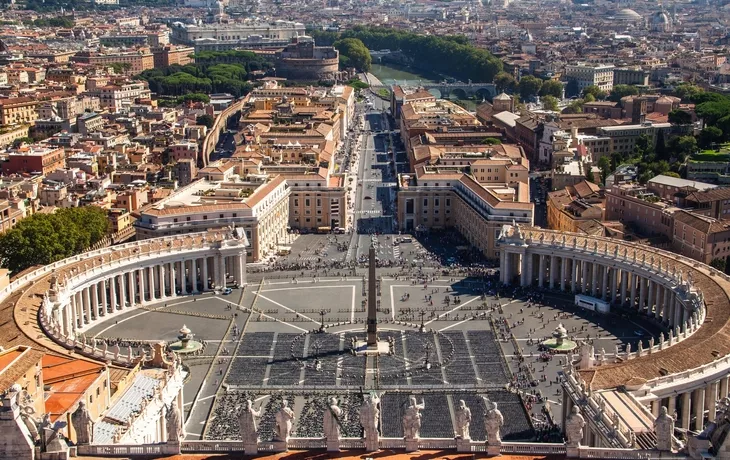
[497,228,721,437]
[45,232,248,339]
[499,246,695,332]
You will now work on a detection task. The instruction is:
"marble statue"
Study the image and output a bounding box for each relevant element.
[654,406,674,451]
[71,401,94,445]
[455,399,472,440]
[626,343,631,355]
[15,387,40,443]
[238,399,262,444]
[565,406,586,447]
[402,396,425,440]
[484,398,504,446]
[360,394,380,441]
[166,402,183,443]
[274,400,295,442]
[323,396,343,441]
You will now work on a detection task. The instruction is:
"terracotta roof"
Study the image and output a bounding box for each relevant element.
[685,187,730,204]
[0,347,43,393]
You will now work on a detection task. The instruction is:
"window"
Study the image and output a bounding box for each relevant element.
[423,199,428,206]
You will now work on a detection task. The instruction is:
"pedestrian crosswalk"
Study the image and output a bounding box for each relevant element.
[393,245,401,259]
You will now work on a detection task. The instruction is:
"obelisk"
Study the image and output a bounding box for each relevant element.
[367,245,378,346]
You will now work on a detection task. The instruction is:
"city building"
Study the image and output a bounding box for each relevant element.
[397,168,533,259]
[71,49,155,73]
[564,63,615,93]
[598,122,672,155]
[134,173,289,262]
[604,182,677,239]
[2,145,65,176]
[170,20,306,52]
[546,180,604,233]
[0,98,38,126]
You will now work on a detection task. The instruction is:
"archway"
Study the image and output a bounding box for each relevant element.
[449,88,468,100]
[475,88,494,102]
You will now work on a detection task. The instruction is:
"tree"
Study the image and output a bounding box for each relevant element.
[333,38,372,72]
[481,137,502,145]
[655,130,668,160]
[541,95,559,111]
[608,84,639,102]
[539,80,563,98]
[196,115,215,129]
[493,72,517,94]
[668,109,693,125]
[699,126,723,149]
[677,136,698,158]
[582,85,606,100]
[711,258,727,273]
[12,137,33,148]
[674,83,703,102]
[518,75,543,101]
[564,99,585,114]
[583,93,596,103]
[0,207,109,274]
[597,156,612,184]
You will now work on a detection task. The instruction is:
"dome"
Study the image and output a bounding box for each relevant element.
[652,11,670,24]
[615,8,642,21]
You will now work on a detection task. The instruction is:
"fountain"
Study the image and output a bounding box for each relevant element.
[169,324,203,354]
[540,323,577,353]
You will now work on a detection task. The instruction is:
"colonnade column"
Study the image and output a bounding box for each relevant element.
[647,281,655,317]
[97,280,108,320]
[601,266,609,300]
[591,263,598,297]
[127,271,136,308]
[668,396,677,420]
[119,273,127,309]
[538,255,546,288]
[681,392,691,429]
[611,268,618,304]
[707,382,718,422]
[148,266,156,301]
[549,255,556,289]
[159,264,166,299]
[169,262,176,297]
[620,270,627,306]
[655,286,663,320]
[628,273,637,308]
[638,277,646,312]
[571,259,577,293]
[237,253,246,286]
[219,254,227,288]
[192,258,199,294]
[139,268,147,304]
[109,276,117,311]
[694,387,706,431]
[560,257,567,291]
[202,257,209,291]
[90,284,98,321]
[181,260,188,295]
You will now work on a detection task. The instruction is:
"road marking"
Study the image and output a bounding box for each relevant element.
[257,294,320,324]
[438,318,473,332]
[425,297,480,326]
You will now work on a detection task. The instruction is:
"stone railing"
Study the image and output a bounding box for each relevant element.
[81,439,689,459]
[578,447,688,459]
[500,442,567,455]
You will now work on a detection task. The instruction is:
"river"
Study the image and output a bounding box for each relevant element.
[369,63,477,111]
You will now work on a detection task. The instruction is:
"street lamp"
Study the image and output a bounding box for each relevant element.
[319,309,327,332]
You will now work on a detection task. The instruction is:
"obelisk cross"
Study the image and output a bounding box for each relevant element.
[367,245,378,347]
